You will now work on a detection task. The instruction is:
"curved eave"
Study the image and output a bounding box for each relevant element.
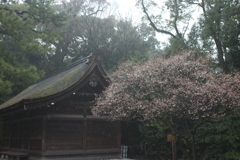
[23,62,110,109]
[0,58,110,113]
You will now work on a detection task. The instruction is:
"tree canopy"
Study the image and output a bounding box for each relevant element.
[44,0,160,73]
[0,0,66,103]
[93,52,240,120]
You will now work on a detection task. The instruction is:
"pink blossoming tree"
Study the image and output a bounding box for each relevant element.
[93,51,240,159]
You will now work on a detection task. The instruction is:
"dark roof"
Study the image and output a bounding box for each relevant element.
[0,54,109,111]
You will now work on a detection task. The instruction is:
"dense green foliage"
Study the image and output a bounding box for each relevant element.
[199,0,240,73]
[44,0,160,73]
[129,111,240,159]
[196,112,240,159]
[140,121,172,158]
[0,0,66,103]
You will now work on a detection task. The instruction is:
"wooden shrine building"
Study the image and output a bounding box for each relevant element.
[0,54,121,160]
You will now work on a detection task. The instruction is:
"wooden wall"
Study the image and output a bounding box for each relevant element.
[46,120,84,151]
[2,122,11,149]
[2,118,43,153]
[44,118,120,154]
[86,120,119,150]
[2,115,121,157]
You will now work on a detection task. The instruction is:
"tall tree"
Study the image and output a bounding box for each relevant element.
[46,0,160,73]
[44,0,109,72]
[0,0,66,103]
[138,0,194,54]
[196,0,240,73]
[140,0,240,72]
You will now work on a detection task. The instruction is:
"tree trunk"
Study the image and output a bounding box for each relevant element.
[213,37,230,73]
[200,0,230,74]
[191,133,196,160]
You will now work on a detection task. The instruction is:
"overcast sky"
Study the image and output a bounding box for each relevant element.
[107,0,200,45]
[108,0,138,13]
[107,0,143,22]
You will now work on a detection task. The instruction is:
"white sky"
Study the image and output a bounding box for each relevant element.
[107,0,170,44]
[108,0,137,10]
[107,0,200,45]
[107,0,143,22]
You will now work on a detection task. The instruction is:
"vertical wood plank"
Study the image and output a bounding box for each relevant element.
[29,121,32,151]
[28,122,30,151]
[18,123,21,149]
[18,124,20,149]
[83,117,87,155]
[42,117,46,155]
[117,120,121,149]
[10,122,12,149]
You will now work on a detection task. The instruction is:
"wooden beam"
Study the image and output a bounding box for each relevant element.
[44,148,119,156]
[76,93,95,97]
[46,114,84,120]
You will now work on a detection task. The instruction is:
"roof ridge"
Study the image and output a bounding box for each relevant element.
[39,54,93,82]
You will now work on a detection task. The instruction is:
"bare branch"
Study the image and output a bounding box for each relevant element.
[173,0,182,38]
[141,0,177,39]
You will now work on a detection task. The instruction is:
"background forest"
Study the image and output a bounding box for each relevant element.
[0,0,240,159]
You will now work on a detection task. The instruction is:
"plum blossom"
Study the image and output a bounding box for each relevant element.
[93,51,240,121]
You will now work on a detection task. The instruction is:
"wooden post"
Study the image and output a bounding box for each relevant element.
[167,134,176,160]
[172,141,176,160]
